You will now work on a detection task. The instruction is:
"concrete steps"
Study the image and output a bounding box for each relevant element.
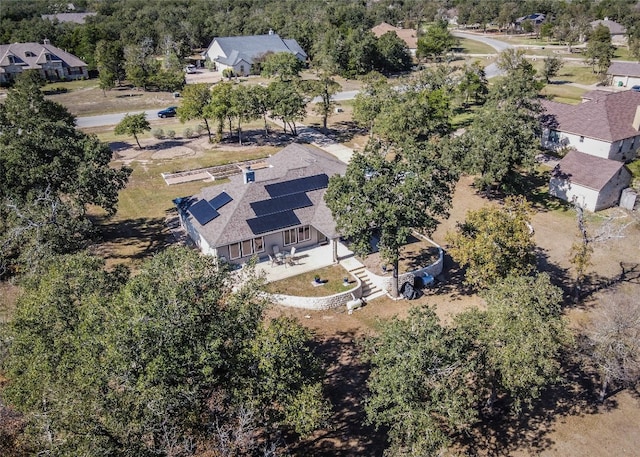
[349,265,385,300]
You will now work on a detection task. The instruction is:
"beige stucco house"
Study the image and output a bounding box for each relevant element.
[175,143,346,264]
[371,22,418,55]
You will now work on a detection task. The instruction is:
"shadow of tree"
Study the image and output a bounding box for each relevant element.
[290,331,386,457]
[92,215,172,262]
[460,353,602,456]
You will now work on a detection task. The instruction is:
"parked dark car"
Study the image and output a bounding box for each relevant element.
[632,85,640,92]
[158,106,177,118]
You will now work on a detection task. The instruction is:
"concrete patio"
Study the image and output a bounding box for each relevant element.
[255,242,357,283]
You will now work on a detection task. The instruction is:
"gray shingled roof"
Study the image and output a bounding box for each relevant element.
[181,143,346,248]
[590,19,627,35]
[209,33,307,67]
[41,12,96,24]
[0,42,87,70]
[607,61,640,78]
[541,91,640,142]
[552,150,628,191]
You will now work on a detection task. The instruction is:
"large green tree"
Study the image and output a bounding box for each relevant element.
[325,141,456,297]
[0,74,130,275]
[260,51,304,81]
[585,24,615,74]
[461,50,543,190]
[446,196,536,290]
[375,31,412,73]
[177,83,214,141]
[114,112,151,149]
[365,273,570,455]
[1,248,329,455]
[417,20,457,62]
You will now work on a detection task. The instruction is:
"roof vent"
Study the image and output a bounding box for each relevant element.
[633,105,640,131]
[243,166,255,184]
[268,28,274,35]
[43,38,50,45]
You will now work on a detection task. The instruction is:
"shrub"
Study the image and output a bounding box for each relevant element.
[166,130,176,139]
[152,128,165,139]
[183,127,193,138]
[195,124,205,136]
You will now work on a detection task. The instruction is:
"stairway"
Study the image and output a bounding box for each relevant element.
[349,265,385,300]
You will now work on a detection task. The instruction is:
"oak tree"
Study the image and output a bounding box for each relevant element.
[114,112,151,149]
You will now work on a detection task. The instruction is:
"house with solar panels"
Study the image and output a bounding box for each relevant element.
[203,30,307,76]
[174,143,346,264]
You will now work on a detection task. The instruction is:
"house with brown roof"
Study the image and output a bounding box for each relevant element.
[550,150,631,211]
[541,90,640,162]
[174,143,346,264]
[607,61,640,88]
[0,40,88,84]
[371,22,418,55]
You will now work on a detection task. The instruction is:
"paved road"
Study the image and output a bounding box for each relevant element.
[453,31,512,52]
[75,34,517,129]
[76,109,162,128]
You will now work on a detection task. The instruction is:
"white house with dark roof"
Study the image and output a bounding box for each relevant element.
[607,62,640,88]
[541,90,640,162]
[41,12,97,24]
[0,40,88,84]
[203,31,307,76]
[550,150,632,211]
[175,143,346,264]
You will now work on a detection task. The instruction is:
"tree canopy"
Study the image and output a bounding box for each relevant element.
[1,247,330,455]
[114,112,151,149]
[325,141,457,297]
[0,74,130,276]
[446,196,537,290]
[364,273,570,455]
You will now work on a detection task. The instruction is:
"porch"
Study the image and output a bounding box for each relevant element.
[255,241,356,283]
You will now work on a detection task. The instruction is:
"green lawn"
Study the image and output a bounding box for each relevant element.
[540,84,588,104]
[456,38,496,54]
[263,265,353,296]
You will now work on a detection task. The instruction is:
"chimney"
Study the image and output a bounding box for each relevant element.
[243,166,255,184]
[633,106,640,131]
[268,28,274,35]
[43,38,50,45]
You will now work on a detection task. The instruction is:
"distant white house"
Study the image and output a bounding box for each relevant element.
[607,61,640,88]
[41,12,97,24]
[550,150,632,212]
[0,40,88,84]
[203,30,307,76]
[541,90,640,163]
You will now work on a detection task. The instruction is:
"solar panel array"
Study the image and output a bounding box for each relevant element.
[246,210,300,235]
[264,173,329,198]
[187,200,220,225]
[250,193,313,217]
[209,191,233,210]
[186,192,233,226]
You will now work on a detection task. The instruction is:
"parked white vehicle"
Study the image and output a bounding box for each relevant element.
[184,65,197,74]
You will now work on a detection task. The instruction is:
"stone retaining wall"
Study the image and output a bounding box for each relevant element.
[269,278,362,310]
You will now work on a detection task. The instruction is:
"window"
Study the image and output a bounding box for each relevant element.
[229,242,241,260]
[253,237,264,253]
[579,136,584,143]
[241,239,253,257]
[298,225,311,242]
[233,237,264,259]
[283,228,297,246]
